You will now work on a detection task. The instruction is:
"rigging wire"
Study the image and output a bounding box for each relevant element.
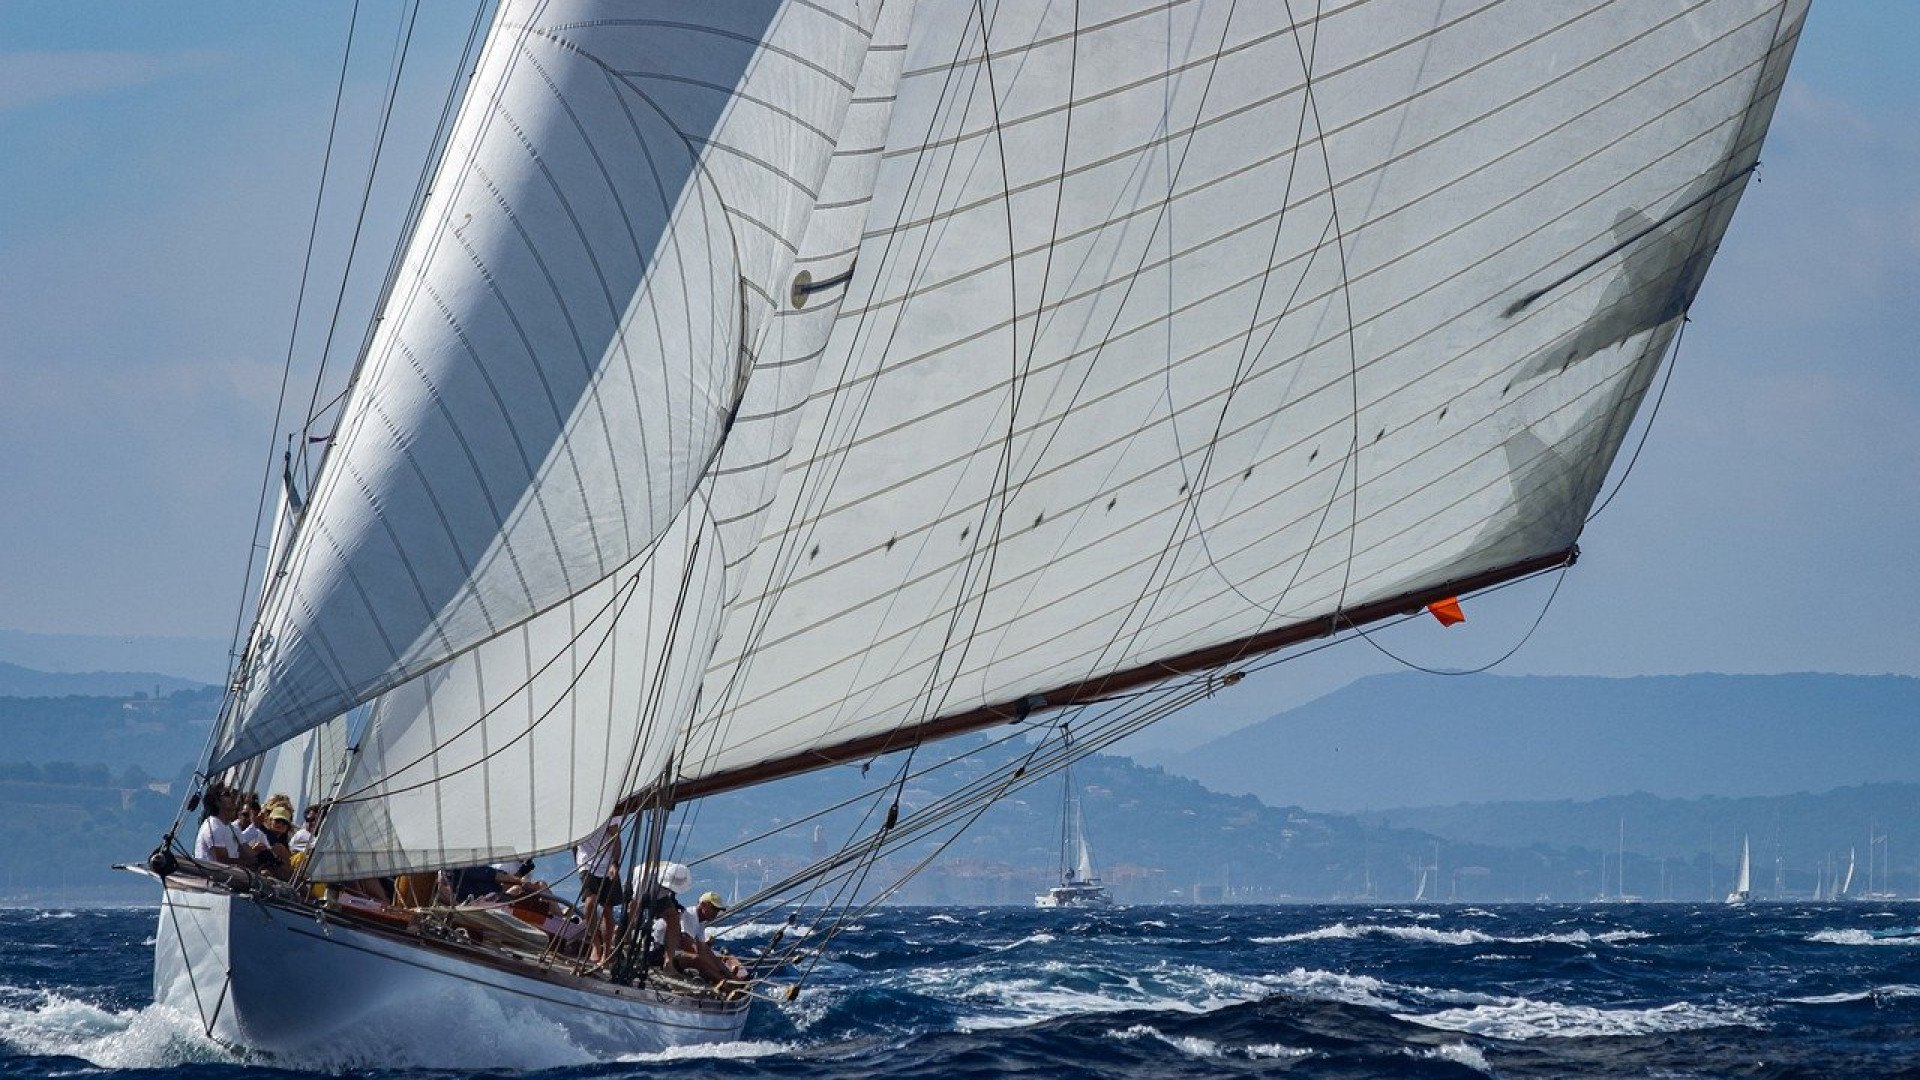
[298,0,428,442]
[223,0,366,683]
[1584,283,1693,524]
[162,4,371,846]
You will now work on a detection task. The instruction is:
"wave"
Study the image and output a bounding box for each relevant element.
[0,992,234,1069]
[932,958,1324,1031]
[1809,929,1920,946]
[1107,1021,1311,1061]
[1407,1042,1494,1074]
[1402,997,1759,1040]
[1782,985,1920,1006]
[617,1038,799,1063]
[986,931,1055,952]
[1250,922,1649,947]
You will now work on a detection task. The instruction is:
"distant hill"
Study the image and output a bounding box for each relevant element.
[1373,783,1920,900]
[0,627,226,686]
[1157,672,1920,812]
[0,660,206,698]
[0,682,220,772]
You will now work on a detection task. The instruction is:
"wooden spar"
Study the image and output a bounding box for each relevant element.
[631,545,1578,809]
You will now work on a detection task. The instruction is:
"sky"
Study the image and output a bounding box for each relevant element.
[1,4,1915,749]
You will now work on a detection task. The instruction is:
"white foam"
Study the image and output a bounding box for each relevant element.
[953,975,1165,1030]
[770,982,839,1033]
[0,993,235,1069]
[926,913,962,924]
[1409,1042,1493,1073]
[1403,997,1758,1041]
[987,931,1056,951]
[617,1039,797,1063]
[1783,990,1871,1004]
[1784,984,1920,1005]
[1109,1023,1310,1061]
[268,979,600,1071]
[1252,922,1629,947]
[940,958,1291,1031]
[1245,1042,1314,1060]
[1809,928,1920,946]
[1109,1023,1221,1057]
[1270,967,1404,1010]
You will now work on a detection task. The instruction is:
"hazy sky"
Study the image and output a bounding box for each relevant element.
[2,5,1915,739]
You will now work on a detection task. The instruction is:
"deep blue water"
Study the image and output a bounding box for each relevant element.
[5,903,1920,1078]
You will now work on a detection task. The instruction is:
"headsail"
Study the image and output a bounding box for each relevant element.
[213,0,876,772]
[302,0,912,879]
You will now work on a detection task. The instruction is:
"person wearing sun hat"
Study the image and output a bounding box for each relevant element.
[258,802,296,877]
[664,887,746,984]
[697,891,747,981]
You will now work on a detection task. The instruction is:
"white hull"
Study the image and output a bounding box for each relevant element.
[1033,883,1113,909]
[153,880,747,1067]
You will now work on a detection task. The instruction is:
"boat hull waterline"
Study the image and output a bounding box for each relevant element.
[152,881,748,1066]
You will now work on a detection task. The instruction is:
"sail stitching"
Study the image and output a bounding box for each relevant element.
[683,2,1016,780]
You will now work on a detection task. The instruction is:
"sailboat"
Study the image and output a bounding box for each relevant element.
[1034,764,1112,908]
[1727,836,1753,905]
[130,0,1807,1066]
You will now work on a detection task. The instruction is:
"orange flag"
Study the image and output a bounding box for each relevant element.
[1427,596,1465,627]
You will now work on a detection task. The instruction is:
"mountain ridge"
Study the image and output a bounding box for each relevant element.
[0,660,208,698]
[1157,671,1920,811]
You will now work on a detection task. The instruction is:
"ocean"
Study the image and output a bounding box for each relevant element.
[3,903,1918,1078]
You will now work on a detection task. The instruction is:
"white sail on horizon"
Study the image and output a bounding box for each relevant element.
[215,0,1807,879]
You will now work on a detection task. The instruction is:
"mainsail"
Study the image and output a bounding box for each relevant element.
[674,0,1807,794]
[211,0,1804,881]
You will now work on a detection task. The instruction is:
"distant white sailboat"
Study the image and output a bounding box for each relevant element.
[1726,836,1752,905]
[1839,846,1857,899]
[1034,763,1112,909]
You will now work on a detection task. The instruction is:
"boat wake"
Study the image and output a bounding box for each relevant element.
[0,991,233,1070]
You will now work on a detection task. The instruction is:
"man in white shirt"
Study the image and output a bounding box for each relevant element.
[193,784,242,864]
[655,888,746,984]
[290,805,321,853]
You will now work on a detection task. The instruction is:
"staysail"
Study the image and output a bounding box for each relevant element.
[225,0,1804,879]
